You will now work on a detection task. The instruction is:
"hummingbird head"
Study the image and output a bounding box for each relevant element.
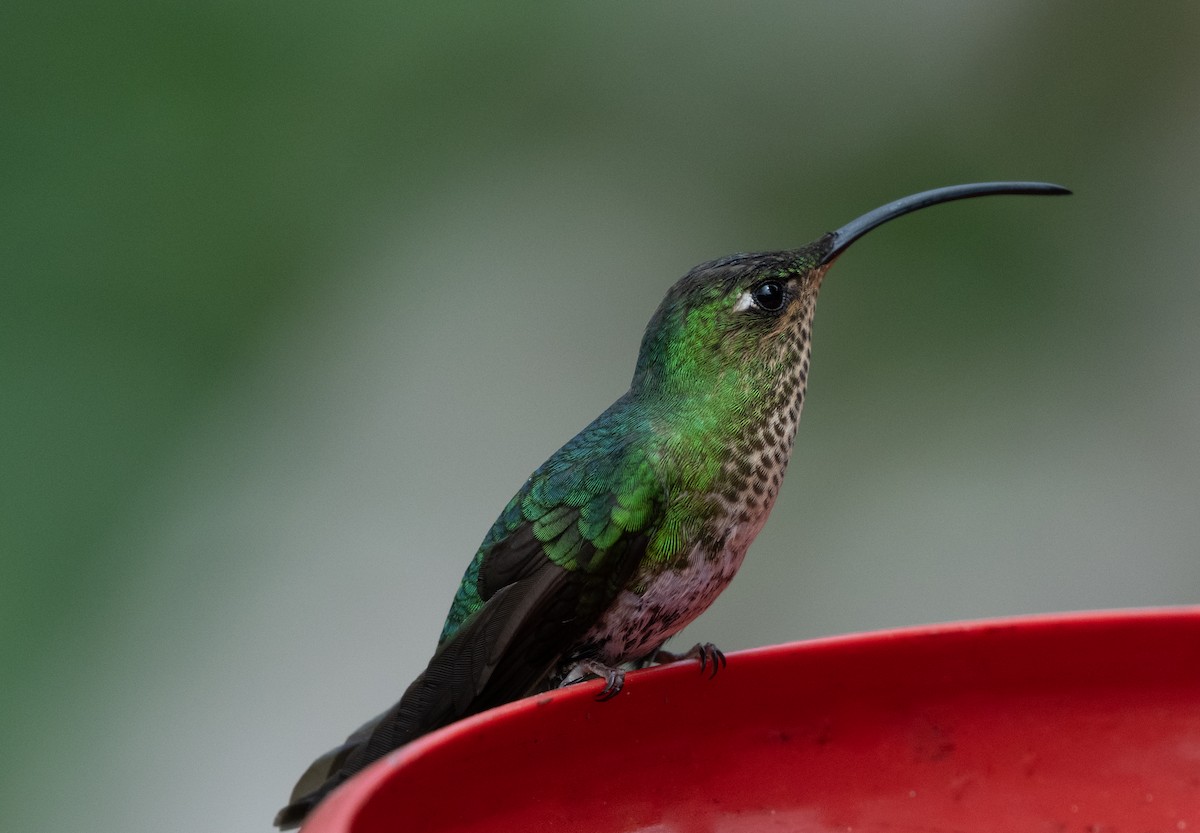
[631,181,1070,409]
[631,243,831,403]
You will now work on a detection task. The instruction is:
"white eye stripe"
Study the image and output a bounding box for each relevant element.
[732,291,755,313]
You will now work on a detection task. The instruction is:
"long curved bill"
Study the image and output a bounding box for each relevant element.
[821,181,1071,266]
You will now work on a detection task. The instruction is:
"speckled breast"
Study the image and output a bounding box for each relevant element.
[575,310,813,667]
[577,397,806,664]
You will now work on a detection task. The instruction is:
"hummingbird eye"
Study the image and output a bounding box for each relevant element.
[750,280,785,312]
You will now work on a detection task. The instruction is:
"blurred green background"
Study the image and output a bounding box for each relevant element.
[4,2,1199,830]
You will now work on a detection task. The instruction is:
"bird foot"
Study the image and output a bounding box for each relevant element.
[569,659,627,701]
[653,642,727,678]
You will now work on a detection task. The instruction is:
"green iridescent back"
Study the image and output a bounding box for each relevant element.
[439,395,662,644]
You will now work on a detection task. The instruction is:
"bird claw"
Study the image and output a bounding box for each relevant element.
[653,642,727,679]
[571,659,626,701]
[568,642,726,703]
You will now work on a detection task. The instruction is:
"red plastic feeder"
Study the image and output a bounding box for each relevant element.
[304,608,1200,832]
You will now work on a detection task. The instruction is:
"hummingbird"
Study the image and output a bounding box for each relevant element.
[275,181,1068,828]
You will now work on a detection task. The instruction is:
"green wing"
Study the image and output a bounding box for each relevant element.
[442,430,661,645]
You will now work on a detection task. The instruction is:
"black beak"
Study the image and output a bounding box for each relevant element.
[821,181,1071,266]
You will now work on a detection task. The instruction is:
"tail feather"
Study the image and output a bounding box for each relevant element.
[273,713,381,828]
[274,569,572,828]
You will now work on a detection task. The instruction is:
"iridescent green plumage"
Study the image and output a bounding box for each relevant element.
[276,182,1069,829]
[441,401,662,643]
